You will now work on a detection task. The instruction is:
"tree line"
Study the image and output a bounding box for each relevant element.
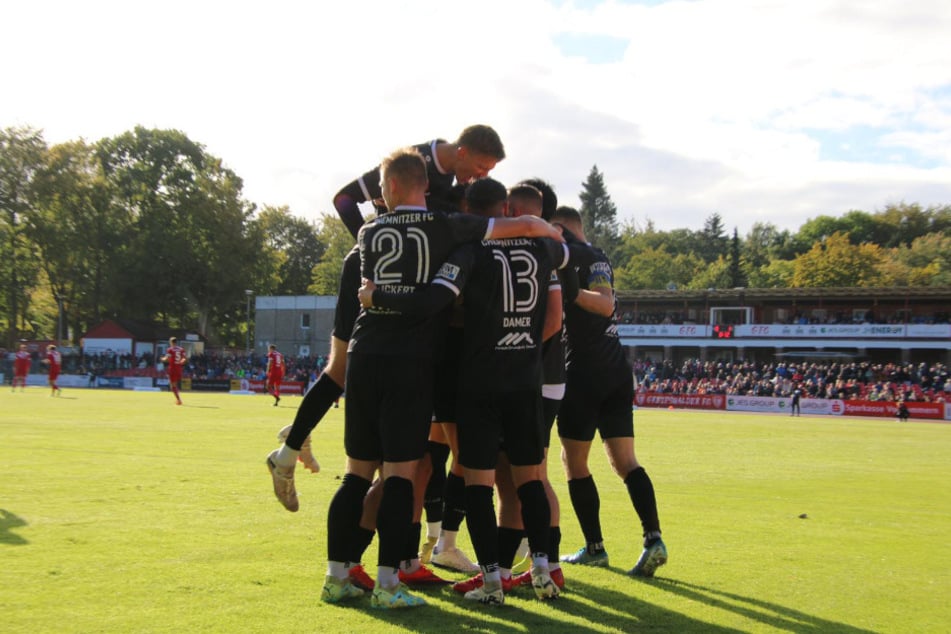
[2,126,949,349]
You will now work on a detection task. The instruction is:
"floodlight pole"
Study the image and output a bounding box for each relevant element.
[245,290,254,355]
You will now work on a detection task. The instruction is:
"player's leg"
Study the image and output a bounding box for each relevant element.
[268,337,346,497]
[170,376,182,404]
[430,421,478,573]
[505,392,558,600]
[420,423,448,562]
[371,357,433,609]
[557,378,609,567]
[601,375,666,578]
[323,457,378,603]
[393,449,448,587]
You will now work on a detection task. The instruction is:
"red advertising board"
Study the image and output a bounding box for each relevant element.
[842,400,945,420]
[245,380,305,395]
[634,392,726,410]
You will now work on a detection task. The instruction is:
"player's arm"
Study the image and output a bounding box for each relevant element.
[358,278,456,315]
[487,215,564,242]
[333,167,382,239]
[542,276,562,342]
[575,286,615,317]
[551,240,613,317]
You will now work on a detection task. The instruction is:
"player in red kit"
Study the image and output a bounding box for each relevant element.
[266,344,286,406]
[43,344,62,396]
[12,343,31,391]
[161,337,187,405]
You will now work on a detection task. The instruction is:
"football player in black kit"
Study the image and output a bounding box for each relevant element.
[359,177,567,606]
[333,124,505,239]
[323,149,562,609]
[334,124,504,573]
[552,206,668,579]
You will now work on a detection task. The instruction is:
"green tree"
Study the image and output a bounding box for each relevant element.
[578,165,620,261]
[309,214,354,295]
[253,206,324,295]
[687,255,731,290]
[698,213,728,263]
[743,222,794,270]
[879,233,951,286]
[29,140,130,341]
[0,126,47,346]
[728,228,747,288]
[616,246,704,291]
[748,258,795,288]
[791,232,885,287]
[96,127,258,342]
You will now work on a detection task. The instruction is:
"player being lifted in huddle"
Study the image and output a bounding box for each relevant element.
[333,124,505,238]
[321,148,562,610]
[265,344,286,406]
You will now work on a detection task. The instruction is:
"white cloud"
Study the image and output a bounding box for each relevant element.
[2,0,950,236]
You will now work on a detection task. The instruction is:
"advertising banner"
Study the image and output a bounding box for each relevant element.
[123,377,155,389]
[190,379,233,392]
[724,395,845,415]
[617,324,709,338]
[633,392,725,410]
[246,380,305,395]
[735,324,906,338]
[57,375,95,388]
[96,376,125,388]
[841,400,945,420]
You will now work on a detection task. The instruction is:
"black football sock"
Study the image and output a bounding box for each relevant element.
[517,480,551,560]
[442,472,467,532]
[403,522,423,565]
[624,467,661,543]
[497,526,525,569]
[327,473,372,563]
[376,477,414,570]
[549,525,562,563]
[349,526,375,565]
[567,475,604,550]
[423,441,449,523]
[465,485,499,569]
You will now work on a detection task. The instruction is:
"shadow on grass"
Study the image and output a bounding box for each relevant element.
[355,580,745,633]
[648,577,878,633]
[0,509,29,545]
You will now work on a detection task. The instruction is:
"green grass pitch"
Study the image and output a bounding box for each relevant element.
[1,388,948,633]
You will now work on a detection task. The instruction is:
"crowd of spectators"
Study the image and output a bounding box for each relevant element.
[634,359,950,402]
[0,348,330,386]
[4,345,949,405]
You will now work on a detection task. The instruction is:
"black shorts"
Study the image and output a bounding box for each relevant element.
[344,352,434,463]
[557,371,634,442]
[432,327,463,423]
[457,390,545,469]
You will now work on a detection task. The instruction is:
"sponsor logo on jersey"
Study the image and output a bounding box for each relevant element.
[438,262,461,281]
[497,331,535,348]
[503,316,532,327]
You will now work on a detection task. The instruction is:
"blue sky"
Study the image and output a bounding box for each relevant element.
[2,0,950,235]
